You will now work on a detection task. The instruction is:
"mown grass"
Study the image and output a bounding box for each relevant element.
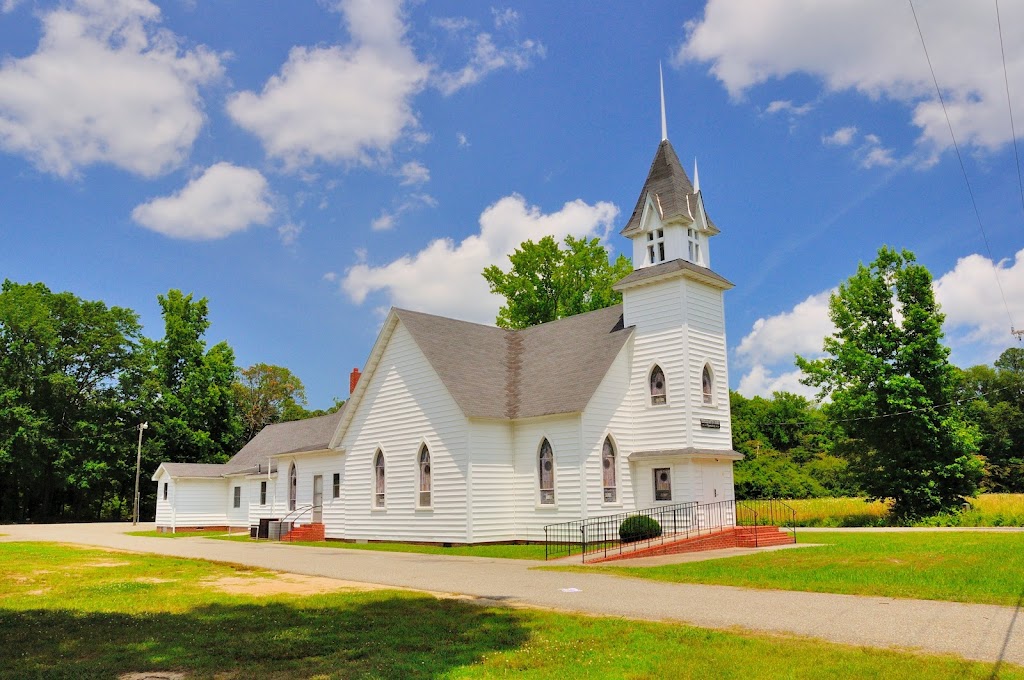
[0,542,1016,679]
[560,531,1024,606]
[781,494,1024,527]
[209,534,550,560]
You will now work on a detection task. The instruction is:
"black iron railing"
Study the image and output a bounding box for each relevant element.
[736,498,797,546]
[544,498,796,562]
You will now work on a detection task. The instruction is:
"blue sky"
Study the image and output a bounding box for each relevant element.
[1,0,1023,409]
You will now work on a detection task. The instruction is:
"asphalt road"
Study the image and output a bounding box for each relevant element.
[2,522,1022,667]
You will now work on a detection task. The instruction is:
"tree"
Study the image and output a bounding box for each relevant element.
[482,235,633,329]
[957,348,1024,491]
[0,280,142,521]
[234,363,307,441]
[797,247,982,518]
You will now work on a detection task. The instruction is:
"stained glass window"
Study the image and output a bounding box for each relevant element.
[539,439,555,504]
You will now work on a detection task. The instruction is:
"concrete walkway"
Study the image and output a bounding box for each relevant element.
[2,523,1022,667]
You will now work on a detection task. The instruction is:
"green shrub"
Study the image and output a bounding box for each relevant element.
[619,515,662,543]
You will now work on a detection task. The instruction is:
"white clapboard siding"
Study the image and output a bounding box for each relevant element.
[685,281,733,449]
[511,414,583,543]
[340,322,470,543]
[154,471,172,526]
[468,420,517,542]
[246,475,279,524]
[226,479,247,527]
[165,478,229,528]
[580,345,636,520]
[278,453,345,537]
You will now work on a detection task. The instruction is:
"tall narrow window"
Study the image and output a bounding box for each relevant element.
[538,439,555,505]
[646,228,666,264]
[702,364,714,405]
[163,482,168,500]
[233,486,241,509]
[602,437,617,503]
[650,365,667,405]
[654,468,672,501]
[373,451,385,508]
[332,473,341,499]
[418,446,432,507]
[260,481,267,505]
[288,463,297,511]
[687,228,702,265]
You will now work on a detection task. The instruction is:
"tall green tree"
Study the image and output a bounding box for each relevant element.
[958,348,1024,491]
[482,235,632,329]
[234,363,308,441]
[0,280,142,521]
[797,247,982,518]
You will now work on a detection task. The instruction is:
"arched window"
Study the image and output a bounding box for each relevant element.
[288,463,297,511]
[418,445,431,507]
[602,437,617,503]
[373,451,385,508]
[538,439,555,505]
[702,364,714,405]
[650,365,667,405]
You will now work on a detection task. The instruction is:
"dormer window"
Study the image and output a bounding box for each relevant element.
[650,365,667,405]
[687,228,702,265]
[647,229,665,264]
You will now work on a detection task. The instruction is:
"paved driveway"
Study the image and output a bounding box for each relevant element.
[2,522,1022,667]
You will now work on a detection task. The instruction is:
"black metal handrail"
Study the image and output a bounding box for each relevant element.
[736,498,797,546]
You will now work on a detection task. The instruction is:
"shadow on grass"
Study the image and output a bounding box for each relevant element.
[0,594,528,679]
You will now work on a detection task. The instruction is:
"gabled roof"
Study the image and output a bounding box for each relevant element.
[621,139,715,236]
[153,409,345,480]
[395,304,633,420]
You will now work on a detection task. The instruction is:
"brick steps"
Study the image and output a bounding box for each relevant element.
[281,523,325,542]
[588,525,794,563]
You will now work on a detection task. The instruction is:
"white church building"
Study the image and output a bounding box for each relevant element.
[152,131,743,543]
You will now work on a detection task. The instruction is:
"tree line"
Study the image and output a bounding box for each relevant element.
[0,281,338,523]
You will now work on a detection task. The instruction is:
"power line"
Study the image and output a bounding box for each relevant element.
[908,0,1017,337]
[996,0,1024,229]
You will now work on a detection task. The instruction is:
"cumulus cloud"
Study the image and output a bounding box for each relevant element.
[131,163,273,240]
[226,0,429,169]
[435,32,545,95]
[341,194,619,323]
[398,160,430,185]
[0,0,223,178]
[822,126,857,146]
[764,99,813,116]
[678,0,1024,157]
[737,365,819,400]
[371,211,396,231]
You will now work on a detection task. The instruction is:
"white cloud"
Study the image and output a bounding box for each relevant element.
[491,8,519,29]
[370,191,436,230]
[456,131,470,147]
[371,211,395,231]
[822,126,857,146]
[764,99,812,116]
[433,16,474,33]
[435,33,545,95]
[2,0,24,13]
[342,194,619,323]
[323,271,339,283]
[226,0,429,169]
[678,0,1024,156]
[278,222,302,246]
[736,290,835,367]
[398,160,430,185]
[737,365,820,400]
[0,0,223,178]
[131,162,273,240]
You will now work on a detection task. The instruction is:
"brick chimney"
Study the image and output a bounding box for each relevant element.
[349,367,361,395]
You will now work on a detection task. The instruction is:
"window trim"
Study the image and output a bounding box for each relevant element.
[538,438,555,506]
[654,467,672,502]
[259,480,267,506]
[646,228,666,265]
[702,363,715,406]
[601,435,618,505]
[232,485,241,509]
[288,463,297,511]
[162,482,168,501]
[332,473,341,499]
[372,450,386,509]
[417,444,432,509]
[649,364,667,406]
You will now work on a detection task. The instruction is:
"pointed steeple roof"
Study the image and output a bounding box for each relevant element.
[621,139,712,236]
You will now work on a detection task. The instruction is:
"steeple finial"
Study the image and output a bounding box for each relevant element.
[693,158,700,192]
[660,62,668,142]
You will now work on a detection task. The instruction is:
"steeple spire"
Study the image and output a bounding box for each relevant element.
[659,62,668,142]
[693,158,700,192]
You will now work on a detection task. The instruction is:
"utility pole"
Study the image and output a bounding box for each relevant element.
[132,422,149,525]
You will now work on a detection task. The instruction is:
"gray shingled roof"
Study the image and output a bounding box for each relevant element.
[158,409,345,479]
[613,258,734,291]
[621,139,713,236]
[395,304,632,420]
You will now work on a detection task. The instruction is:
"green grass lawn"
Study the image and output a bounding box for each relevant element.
[0,542,1016,679]
[209,533,550,560]
[558,531,1024,606]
